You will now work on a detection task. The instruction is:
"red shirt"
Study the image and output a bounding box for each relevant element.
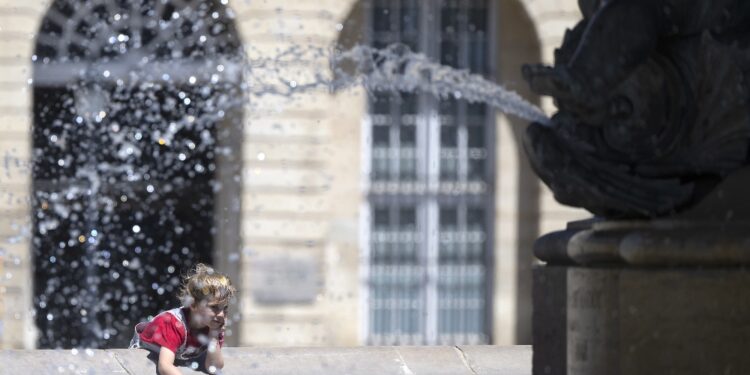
[137,307,223,359]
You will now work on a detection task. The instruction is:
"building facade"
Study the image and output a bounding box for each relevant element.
[0,0,587,349]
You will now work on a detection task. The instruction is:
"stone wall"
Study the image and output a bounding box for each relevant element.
[0,2,38,349]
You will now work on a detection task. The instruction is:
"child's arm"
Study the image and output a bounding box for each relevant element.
[157,347,183,375]
[204,328,225,372]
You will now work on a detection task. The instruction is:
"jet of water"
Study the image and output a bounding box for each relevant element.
[330,44,551,126]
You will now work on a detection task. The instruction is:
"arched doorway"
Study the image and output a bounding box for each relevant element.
[32,0,244,348]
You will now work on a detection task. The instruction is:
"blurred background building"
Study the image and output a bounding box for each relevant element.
[0,0,587,349]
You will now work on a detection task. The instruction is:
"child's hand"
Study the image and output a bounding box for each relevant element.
[209,318,225,337]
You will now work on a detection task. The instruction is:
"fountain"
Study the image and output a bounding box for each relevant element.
[523,0,750,373]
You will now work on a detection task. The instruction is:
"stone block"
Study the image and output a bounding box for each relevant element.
[108,348,159,374]
[533,266,567,375]
[533,265,750,375]
[0,346,533,374]
[458,345,532,375]
[221,346,404,375]
[395,346,474,375]
[0,349,124,374]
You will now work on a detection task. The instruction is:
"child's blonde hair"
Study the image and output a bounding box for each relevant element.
[178,263,236,307]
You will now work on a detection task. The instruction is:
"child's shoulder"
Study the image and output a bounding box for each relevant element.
[150,307,188,330]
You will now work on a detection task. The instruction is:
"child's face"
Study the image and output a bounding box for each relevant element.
[190,297,228,330]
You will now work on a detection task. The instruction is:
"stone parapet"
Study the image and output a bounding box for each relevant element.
[0,345,531,375]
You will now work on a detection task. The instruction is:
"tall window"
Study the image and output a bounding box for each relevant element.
[366,0,494,345]
[32,0,243,348]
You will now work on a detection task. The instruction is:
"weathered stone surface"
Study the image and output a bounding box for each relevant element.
[533,230,579,265]
[532,267,567,375]
[566,268,619,375]
[0,346,532,375]
[395,346,474,375]
[533,265,750,375]
[538,218,750,267]
[567,229,624,265]
[0,349,125,374]
[222,346,401,374]
[619,226,750,266]
[457,345,531,375]
[109,348,159,374]
[534,219,598,264]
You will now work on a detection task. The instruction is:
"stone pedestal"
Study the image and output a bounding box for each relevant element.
[533,265,750,375]
[533,169,750,375]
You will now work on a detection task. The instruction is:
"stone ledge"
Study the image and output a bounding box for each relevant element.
[0,345,531,374]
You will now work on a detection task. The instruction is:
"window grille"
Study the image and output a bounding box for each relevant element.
[365,0,494,345]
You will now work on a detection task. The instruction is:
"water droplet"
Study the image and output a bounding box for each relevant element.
[132,225,141,233]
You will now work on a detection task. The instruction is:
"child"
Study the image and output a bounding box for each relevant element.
[130,263,236,374]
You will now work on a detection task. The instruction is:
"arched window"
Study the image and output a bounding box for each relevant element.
[32,0,243,348]
[362,0,495,345]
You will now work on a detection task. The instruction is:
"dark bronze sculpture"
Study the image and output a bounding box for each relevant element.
[522,0,750,218]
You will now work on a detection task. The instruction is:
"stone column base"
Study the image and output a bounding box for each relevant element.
[533,265,750,375]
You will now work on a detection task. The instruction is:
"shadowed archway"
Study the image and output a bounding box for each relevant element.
[32,0,244,348]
